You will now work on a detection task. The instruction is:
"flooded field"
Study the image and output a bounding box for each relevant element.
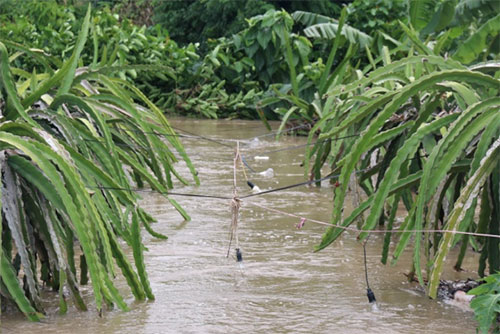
[1,119,479,334]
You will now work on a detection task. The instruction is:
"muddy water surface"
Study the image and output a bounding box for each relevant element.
[2,119,478,334]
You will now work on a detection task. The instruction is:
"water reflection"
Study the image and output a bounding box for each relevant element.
[1,118,478,334]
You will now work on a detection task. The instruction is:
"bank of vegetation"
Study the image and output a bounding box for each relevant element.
[0,0,499,332]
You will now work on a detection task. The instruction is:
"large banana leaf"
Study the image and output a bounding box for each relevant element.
[408,0,440,31]
[453,14,500,64]
[454,0,500,24]
[292,11,373,48]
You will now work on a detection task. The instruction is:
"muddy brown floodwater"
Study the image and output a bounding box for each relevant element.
[1,119,479,334]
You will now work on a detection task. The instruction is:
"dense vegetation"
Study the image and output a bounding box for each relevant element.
[0,2,198,321]
[1,0,499,332]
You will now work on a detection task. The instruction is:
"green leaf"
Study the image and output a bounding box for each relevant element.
[1,159,43,311]
[131,210,154,300]
[327,55,464,98]
[292,11,373,48]
[453,14,500,64]
[408,0,439,31]
[357,114,458,242]
[1,253,43,321]
[318,7,347,96]
[428,138,500,298]
[19,6,90,109]
[0,43,38,126]
[470,293,500,333]
[0,132,107,310]
[315,170,425,251]
[421,0,458,35]
[57,4,91,96]
[399,21,435,55]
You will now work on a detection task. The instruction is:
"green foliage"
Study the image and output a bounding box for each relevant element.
[408,0,441,31]
[272,10,500,326]
[292,10,373,48]
[152,0,273,46]
[405,0,500,62]
[0,0,266,119]
[309,53,500,287]
[233,9,311,88]
[109,0,154,26]
[151,0,341,46]
[419,0,458,36]
[453,14,500,64]
[262,7,368,134]
[454,0,500,25]
[469,273,500,334]
[0,5,197,319]
[348,0,407,35]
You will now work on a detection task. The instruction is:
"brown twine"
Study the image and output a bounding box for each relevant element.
[227,141,242,257]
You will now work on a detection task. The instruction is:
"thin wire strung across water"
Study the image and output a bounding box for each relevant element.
[83,126,500,240]
[90,181,500,240]
[242,134,361,160]
[83,135,427,178]
[170,123,313,147]
[245,202,500,239]
[90,123,316,150]
[241,123,313,140]
[239,169,366,199]
[82,122,367,168]
[169,125,234,148]
[88,167,351,201]
[89,186,232,200]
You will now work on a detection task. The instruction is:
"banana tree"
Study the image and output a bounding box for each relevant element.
[407,0,500,63]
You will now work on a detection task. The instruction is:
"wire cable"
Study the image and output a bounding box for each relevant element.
[239,169,363,199]
[364,240,377,303]
[245,201,500,239]
[242,134,360,160]
[88,186,232,200]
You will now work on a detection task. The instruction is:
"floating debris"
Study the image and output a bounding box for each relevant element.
[453,290,474,303]
[437,278,479,300]
[248,138,260,148]
[296,218,306,229]
[408,275,479,300]
[258,167,274,178]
